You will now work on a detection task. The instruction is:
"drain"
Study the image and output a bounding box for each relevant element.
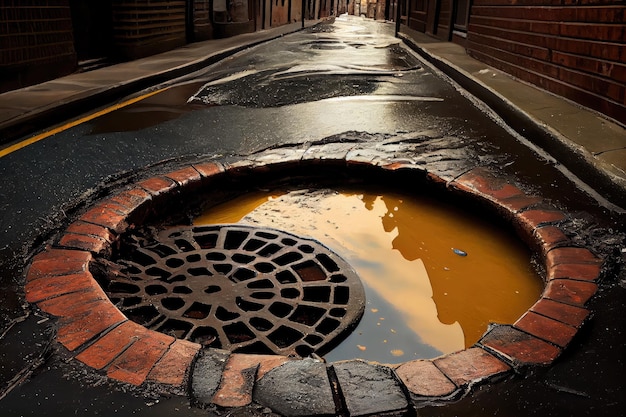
[103,224,365,357]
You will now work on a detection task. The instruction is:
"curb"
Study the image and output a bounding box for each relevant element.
[0,22,313,145]
[24,143,602,415]
[398,31,626,210]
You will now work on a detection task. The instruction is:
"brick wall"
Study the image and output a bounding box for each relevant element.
[111,0,186,59]
[467,1,626,123]
[0,0,77,93]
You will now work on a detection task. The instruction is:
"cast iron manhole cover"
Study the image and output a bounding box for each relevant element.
[103,224,366,357]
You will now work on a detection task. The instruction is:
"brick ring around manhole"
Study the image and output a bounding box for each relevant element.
[100,224,366,357]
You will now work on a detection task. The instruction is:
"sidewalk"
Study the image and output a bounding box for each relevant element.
[399,27,626,210]
[0,21,313,146]
[0,19,624,209]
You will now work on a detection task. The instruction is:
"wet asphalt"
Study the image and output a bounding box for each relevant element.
[0,16,624,416]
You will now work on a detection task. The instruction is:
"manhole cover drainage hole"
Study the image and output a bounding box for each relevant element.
[101,224,365,356]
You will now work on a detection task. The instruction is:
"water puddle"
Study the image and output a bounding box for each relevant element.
[194,186,542,364]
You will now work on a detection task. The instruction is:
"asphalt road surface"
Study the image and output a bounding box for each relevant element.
[0,16,623,417]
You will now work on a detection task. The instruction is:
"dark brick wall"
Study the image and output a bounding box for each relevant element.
[467,1,626,123]
[0,0,77,93]
[111,0,187,60]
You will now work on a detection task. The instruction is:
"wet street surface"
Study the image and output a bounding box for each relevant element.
[1,16,624,416]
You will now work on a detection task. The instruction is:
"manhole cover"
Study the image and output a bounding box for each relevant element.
[103,224,366,356]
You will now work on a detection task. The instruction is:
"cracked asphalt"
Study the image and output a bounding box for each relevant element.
[0,16,623,417]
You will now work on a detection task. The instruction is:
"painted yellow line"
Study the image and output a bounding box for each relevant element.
[0,88,166,158]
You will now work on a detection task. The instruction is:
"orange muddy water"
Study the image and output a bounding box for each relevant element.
[195,187,542,363]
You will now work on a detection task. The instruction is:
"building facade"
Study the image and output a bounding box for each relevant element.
[1,0,624,123]
[399,0,625,124]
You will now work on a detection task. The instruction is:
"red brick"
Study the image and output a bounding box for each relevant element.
[212,354,261,407]
[107,188,152,214]
[257,355,292,380]
[544,278,598,306]
[433,348,510,387]
[36,287,108,317]
[426,171,448,187]
[515,311,578,348]
[453,168,525,201]
[26,249,91,281]
[382,161,419,171]
[107,331,175,386]
[479,325,561,366]
[517,209,566,232]
[165,166,202,186]
[147,339,200,386]
[25,271,99,303]
[58,233,110,254]
[530,298,590,328]
[80,204,128,233]
[546,247,602,267]
[193,162,226,179]
[57,302,126,351]
[498,195,542,212]
[395,360,458,397]
[65,221,114,243]
[534,226,569,253]
[75,321,140,370]
[547,262,601,282]
[138,176,177,196]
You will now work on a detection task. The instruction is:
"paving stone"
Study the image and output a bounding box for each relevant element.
[147,339,201,387]
[303,142,356,161]
[193,161,226,179]
[254,358,335,417]
[58,232,110,254]
[547,262,602,282]
[36,287,108,317]
[75,321,140,370]
[25,271,99,303]
[433,347,510,387]
[27,249,92,281]
[479,325,561,367]
[165,166,203,186]
[249,148,306,165]
[212,354,262,408]
[395,359,458,398]
[452,168,525,201]
[517,209,566,229]
[108,188,153,224]
[546,247,602,267]
[498,195,542,212]
[65,221,115,243]
[56,302,127,351]
[514,311,578,348]
[80,204,129,233]
[107,330,175,386]
[256,355,292,380]
[382,160,427,172]
[191,348,230,406]
[138,176,178,196]
[530,298,590,328]
[533,225,569,255]
[346,148,389,166]
[544,278,598,306]
[108,188,152,212]
[333,360,408,416]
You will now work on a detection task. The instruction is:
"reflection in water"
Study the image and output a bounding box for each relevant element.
[194,187,542,363]
[89,82,205,134]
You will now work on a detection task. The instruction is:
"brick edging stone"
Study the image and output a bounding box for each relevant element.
[24,144,602,415]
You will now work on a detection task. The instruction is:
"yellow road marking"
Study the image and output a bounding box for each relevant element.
[0,89,165,158]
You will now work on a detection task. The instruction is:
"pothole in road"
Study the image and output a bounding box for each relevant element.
[96,174,542,363]
[192,186,543,363]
